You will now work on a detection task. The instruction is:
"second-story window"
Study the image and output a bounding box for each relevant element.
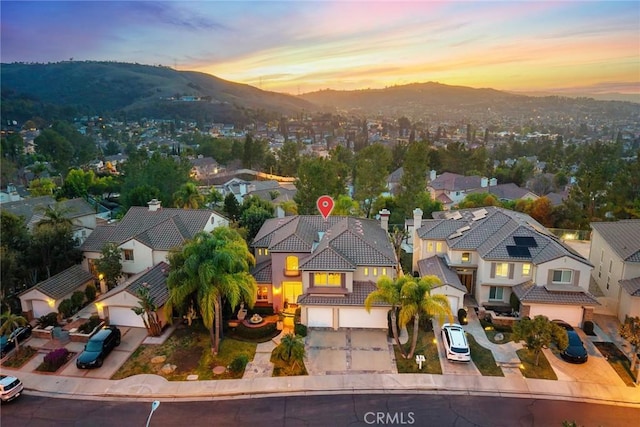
[552,269,573,284]
[522,263,531,277]
[285,256,299,276]
[461,252,471,263]
[123,249,134,261]
[314,273,342,287]
[495,262,509,278]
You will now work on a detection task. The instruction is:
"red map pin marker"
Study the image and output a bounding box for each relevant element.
[316,195,334,220]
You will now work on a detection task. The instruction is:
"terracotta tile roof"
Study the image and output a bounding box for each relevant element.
[591,220,640,262]
[417,255,467,293]
[251,260,272,283]
[124,262,170,306]
[421,207,591,266]
[21,264,94,300]
[81,206,225,251]
[619,277,640,297]
[512,281,599,306]
[297,281,390,306]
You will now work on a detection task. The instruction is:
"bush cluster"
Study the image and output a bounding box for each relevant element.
[228,354,249,373]
[78,315,102,334]
[84,284,97,302]
[294,323,307,337]
[40,348,70,372]
[58,291,87,318]
[36,312,60,328]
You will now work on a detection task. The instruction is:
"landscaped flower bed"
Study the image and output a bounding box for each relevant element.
[36,348,75,373]
[1,346,37,368]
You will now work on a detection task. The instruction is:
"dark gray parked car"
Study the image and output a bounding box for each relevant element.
[76,325,121,369]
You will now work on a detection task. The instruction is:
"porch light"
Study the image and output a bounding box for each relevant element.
[432,338,437,344]
[273,287,281,295]
[47,299,55,307]
[95,302,103,310]
[519,364,525,370]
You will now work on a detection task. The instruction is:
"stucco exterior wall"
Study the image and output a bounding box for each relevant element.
[536,257,592,290]
[119,239,154,275]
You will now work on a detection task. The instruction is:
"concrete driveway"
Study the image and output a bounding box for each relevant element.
[304,329,397,375]
[61,327,148,379]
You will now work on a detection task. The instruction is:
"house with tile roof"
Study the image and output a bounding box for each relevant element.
[427,172,497,209]
[251,214,398,329]
[589,220,640,322]
[1,196,97,245]
[80,199,229,279]
[18,265,95,320]
[93,262,171,328]
[468,183,539,203]
[411,206,597,326]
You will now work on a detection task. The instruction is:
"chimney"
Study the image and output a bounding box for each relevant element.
[379,209,390,232]
[429,170,437,181]
[412,208,423,274]
[489,177,497,187]
[148,199,161,212]
[481,177,488,188]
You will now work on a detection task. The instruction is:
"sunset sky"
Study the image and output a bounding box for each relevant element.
[2,1,639,96]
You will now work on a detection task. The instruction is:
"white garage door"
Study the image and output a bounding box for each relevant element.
[108,306,144,328]
[529,305,584,327]
[446,296,459,313]
[307,307,334,328]
[338,307,388,329]
[32,300,55,319]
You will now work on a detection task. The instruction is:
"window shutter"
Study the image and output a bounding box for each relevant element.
[310,274,314,287]
[490,263,496,279]
[341,274,346,287]
[573,270,580,286]
[547,270,553,283]
[508,263,514,279]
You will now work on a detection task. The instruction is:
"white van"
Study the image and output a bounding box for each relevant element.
[441,323,471,362]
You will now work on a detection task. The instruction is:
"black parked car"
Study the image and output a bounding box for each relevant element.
[0,325,33,358]
[76,325,121,369]
[561,330,588,364]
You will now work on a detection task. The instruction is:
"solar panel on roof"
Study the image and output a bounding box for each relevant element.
[506,245,531,257]
[513,236,538,247]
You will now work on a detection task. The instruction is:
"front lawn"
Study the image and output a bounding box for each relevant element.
[466,333,503,376]
[112,322,256,381]
[516,348,557,380]
[1,346,37,368]
[395,327,441,374]
[593,342,637,387]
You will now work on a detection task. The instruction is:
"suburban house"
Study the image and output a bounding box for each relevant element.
[19,265,95,320]
[411,206,597,326]
[589,220,640,322]
[427,171,498,209]
[468,183,539,204]
[189,156,220,183]
[93,261,170,328]
[81,199,229,282]
[1,196,97,245]
[251,214,398,329]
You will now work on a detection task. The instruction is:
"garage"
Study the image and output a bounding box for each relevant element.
[446,295,459,313]
[32,300,55,319]
[307,307,334,328]
[338,307,388,329]
[528,304,584,327]
[107,306,144,328]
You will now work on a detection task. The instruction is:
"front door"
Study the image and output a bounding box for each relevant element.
[457,269,475,294]
[282,281,302,306]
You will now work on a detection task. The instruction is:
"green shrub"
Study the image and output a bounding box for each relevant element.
[294,323,307,337]
[84,284,97,301]
[294,307,301,324]
[38,348,70,372]
[36,312,59,328]
[228,354,249,373]
[58,299,74,318]
[510,292,520,312]
[70,291,85,311]
[78,315,102,334]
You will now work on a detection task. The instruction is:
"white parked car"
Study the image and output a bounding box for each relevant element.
[0,374,24,402]
[441,323,471,362]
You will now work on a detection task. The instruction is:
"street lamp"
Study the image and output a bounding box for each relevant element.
[145,401,160,427]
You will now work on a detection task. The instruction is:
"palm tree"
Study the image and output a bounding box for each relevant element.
[165,228,257,354]
[398,275,453,359]
[173,182,204,209]
[36,203,73,230]
[274,333,305,369]
[365,276,407,359]
[0,309,28,355]
[132,284,163,337]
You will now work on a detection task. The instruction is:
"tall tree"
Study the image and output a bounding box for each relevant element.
[396,140,430,217]
[398,275,452,359]
[619,316,640,384]
[277,141,302,176]
[512,315,567,366]
[165,228,257,354]
[354,143,392,218]
[94,243,123,290]
[0,309,28,355]
[365,276,407,359]
[294,157,348,215]
[172,182,204,209]
[131,285,163,337]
